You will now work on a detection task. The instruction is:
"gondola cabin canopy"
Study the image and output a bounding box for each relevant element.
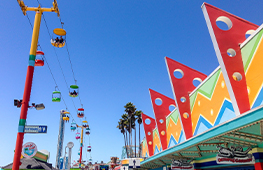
[77,108,84,118]
[52,91,61,102]
[69,85,79,97]
[51,28,66,48]
[87,146,91,152]
[76,132,80,140]
[71,122,77,131]
[82,120,88,127]
[54,28,66,36]
[35,51,44,66]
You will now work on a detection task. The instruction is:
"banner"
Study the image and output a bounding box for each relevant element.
[171,159,194,170]
[216,145,254,164]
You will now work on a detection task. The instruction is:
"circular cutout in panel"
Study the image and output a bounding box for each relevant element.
[193,78,202,87]
[211,109,213,116]
[227,48,236,57]
[159,119,164,124]
[148,141,152,145]
[147,132,151,136]
[161,131,165,136]
[155,98,162,106]
[145,118,151,125]
[216,16,232,31]
[180,97,186,103]
[169,104,176,112]
[183,112,189,119]
[232,72,242,81]
[245,30,255,39]
[173,69,184,79]
[198,100,201,106]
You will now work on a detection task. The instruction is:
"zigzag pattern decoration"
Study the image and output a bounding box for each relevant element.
[242,29,263,72]
[252,86,263,109]
[193,99,235,136]
[243,29,263,108]
[153,128,162,154]
[166,109,182,145]
[202,3,258,115]
[191,71,232,133]
[140,3,263,157]
[154,145,161,155]
[168,134,177,148]
[142,139,149,158]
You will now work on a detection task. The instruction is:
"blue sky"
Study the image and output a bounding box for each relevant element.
[1,0,263,167]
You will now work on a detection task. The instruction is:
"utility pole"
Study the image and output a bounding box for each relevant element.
[13,1,60,170]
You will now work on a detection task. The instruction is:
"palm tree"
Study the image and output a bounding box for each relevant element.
[118,102,142,158]
[135,111,142,157]
[117,117,129,158]
[124,102,136,157]
[124,102,137,117]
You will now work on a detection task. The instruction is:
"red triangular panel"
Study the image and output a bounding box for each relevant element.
[165,57,207,139]
[141,113,156,156]
[149,89,176,150]
[202,3,258,114]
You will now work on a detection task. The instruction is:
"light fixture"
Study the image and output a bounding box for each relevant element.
[35,103,45,110]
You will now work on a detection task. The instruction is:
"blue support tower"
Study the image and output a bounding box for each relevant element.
[55,110,65,169]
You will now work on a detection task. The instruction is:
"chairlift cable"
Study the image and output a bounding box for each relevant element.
[26,2,80,124]
[56,5,84,108]
[41,12,79,113]
[65,42,84,107]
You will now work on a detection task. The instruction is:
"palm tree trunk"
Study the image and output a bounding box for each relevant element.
[139,124,141,157]
[135,125,136,157]
[125,131,129,158]
[130,119,132,157]
[128,130,131,158]
[123,133,128,158]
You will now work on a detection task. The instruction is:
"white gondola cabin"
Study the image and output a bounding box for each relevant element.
[82,120,88,128]
[87,146,91,152]
[71,122,77,131]
[35,51,44,66]
[52,91,61,102]
[69,85,79,97]
[77,108,84,118]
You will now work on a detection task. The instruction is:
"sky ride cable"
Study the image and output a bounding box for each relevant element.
[40,0,84,109]
[27,11,80,124]
[42,13,81,122]
[24,0,81,125]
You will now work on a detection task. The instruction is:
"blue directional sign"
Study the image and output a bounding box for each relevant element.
[24,125,47,133]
